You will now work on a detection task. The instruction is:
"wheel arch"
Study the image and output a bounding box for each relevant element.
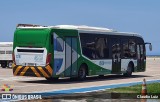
[79,63,89,76]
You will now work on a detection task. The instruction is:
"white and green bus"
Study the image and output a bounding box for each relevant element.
[12,24,152,80]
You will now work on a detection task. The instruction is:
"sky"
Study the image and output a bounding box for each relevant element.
[0,0,159,55]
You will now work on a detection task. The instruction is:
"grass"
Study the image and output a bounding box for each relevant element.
[106,82,160,93]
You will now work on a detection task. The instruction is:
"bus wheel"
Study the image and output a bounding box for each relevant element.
[123,64,132,77]
[8,62,12,68]
[45,77,58,81]
[78,65,87,80]
[1,61,7,68]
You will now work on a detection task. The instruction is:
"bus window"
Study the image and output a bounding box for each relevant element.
[140,45,144,58]
[95,38,108,59]
[137,45,140,59]
[140,45,143,54]
[0,51,5,54]
[6,51,12,54]
[81,34,109,59]
[122,40,129,58]
[104,38,109,58]
[112,42,121,59]
[82,37,96,59]
[129,40,136,58]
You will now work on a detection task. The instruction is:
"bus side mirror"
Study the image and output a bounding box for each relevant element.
[145,42,152,51]
[149,44,152,51]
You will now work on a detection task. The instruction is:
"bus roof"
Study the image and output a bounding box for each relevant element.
[17,24,114,32]
[54,25,142,38]
[16,24,142,38]
[54,25,114,32]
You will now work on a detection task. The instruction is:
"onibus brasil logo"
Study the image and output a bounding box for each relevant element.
[1,84,13,91]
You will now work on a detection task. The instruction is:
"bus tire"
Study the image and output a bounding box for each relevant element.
[123,63,132,77]
[8,62,12,68]
[45,77,59,81]
[78,65,87,80]
[1,61,7,68]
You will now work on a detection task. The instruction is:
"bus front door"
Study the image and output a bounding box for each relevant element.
[111,38,121,73]
[137,44,145,71]
[65,37,78,77]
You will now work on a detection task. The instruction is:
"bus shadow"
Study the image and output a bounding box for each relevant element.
[19,74,151,84]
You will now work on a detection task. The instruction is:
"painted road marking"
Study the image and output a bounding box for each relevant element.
[33,79,160,97]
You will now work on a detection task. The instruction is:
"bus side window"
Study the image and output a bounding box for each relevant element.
[95,38,106,58]
[137,45,140,59]
[0,51,5,54]
[95,37,109,59]
[140,45,144,58]
[80,33,109,59]
[129,39,136,58]
[122,40,129,58]
[6,51,12,54]
[80,34,96,59]
[104,38,109,58]
[85,37,96,59]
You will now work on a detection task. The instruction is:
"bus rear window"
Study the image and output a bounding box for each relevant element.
[17,49,44,53]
